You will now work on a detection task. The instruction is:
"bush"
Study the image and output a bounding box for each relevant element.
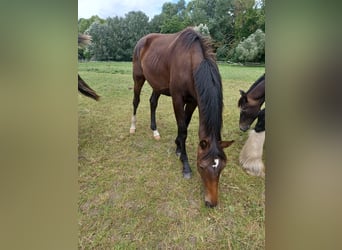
[193,23,210,36]
[216,45,229,61]
[234,29,265,63]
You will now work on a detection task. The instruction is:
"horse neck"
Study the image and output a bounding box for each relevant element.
[247,74,265,98]
[247,80,265,103]
[198,120,223,158]
[198,118,221,141]
[194,57,223,139]
[197,104,224,159]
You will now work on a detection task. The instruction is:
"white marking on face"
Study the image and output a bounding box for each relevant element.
[212,158,219,168]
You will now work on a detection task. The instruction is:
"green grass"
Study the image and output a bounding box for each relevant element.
[78,61,265,249]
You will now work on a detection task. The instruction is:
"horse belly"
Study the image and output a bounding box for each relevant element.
[143,67,170,93]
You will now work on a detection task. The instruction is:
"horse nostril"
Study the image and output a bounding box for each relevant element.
[205,201,216,208]
[240,125,249,132]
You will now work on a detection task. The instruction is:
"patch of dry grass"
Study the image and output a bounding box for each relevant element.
[79,61,265,249]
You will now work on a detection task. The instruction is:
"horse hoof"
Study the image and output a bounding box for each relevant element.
[205,201,216,208]
[153,130,160,140]
[183,172,191,179]
[130,128,136,134]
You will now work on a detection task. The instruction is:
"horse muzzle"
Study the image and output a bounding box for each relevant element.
[204,184,218,208]
[239,124,250,132]
[205,200,217,208]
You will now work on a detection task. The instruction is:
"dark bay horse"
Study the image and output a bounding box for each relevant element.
[238,73,265,131]
[238,74,265,177]
[78,34,100,101]
[130,28,234,207]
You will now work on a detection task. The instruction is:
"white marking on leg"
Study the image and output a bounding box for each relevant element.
[153,130,160,140]
[239,130,265,177]
[212,158,219,168]
[130,115,136,134]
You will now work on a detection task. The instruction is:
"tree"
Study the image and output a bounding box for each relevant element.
[193,23,210,36]
[159,1,190,33]
[78,16,105,60]
[120,11,150,60]
[149,14,164,33]
[86,12,150,61]
[208,0,235,60]
[233,0,265,42]
[234,28,265,63]
[78,15,105,34]
[78,0,265,63]
[187,0,217,25]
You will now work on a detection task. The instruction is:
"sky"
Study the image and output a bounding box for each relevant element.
[78,0,181,20]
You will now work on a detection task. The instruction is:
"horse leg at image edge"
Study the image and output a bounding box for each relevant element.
[130,76,145,134]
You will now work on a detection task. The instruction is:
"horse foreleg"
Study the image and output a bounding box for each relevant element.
[173,98,192,179]
[185,101,197,127]
[150,91,161,140]
[130,76,145,134]
[175,101,197,157]
[239,130,265,177]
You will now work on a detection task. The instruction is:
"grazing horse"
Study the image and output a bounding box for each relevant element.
[238,74,265,177]
[238,73,265,131]
[78,34,100,101]
[129,28,234,207]
[239,109,265,177]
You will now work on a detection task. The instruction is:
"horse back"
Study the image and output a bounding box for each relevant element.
[133,33,175,90]
[132,30,203,95]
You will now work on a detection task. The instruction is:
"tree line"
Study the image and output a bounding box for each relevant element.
[78,0,265,63]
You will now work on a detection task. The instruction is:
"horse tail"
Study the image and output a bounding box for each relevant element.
[78,34,91,47]
[78,74,100,101]
[78,34,100,101]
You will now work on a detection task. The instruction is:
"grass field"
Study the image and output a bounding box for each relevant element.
[78,61,265,249]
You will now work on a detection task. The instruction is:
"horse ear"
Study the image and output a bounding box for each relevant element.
[199,140,209,149]
[220,140,234,149]
[239,90,246,96]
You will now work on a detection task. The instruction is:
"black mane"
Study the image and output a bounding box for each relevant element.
[178,29,225,160]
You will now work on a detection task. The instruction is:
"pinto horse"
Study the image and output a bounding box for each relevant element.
[129,28,234,207]
[238,73,265,131]
[78,34,100,101]
[239,109,265,177]
[238,74,265,177]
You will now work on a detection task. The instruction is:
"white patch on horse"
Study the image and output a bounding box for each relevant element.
[153,130,161,140]
[239,130,265,177]
[212,158,219,168]
[130,115,137,133]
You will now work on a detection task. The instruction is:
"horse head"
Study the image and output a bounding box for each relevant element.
[238,90,263,132]
[197,139,234,207]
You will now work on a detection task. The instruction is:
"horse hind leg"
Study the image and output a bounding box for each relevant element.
[130,75,145,134]
[150,91,161,140]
